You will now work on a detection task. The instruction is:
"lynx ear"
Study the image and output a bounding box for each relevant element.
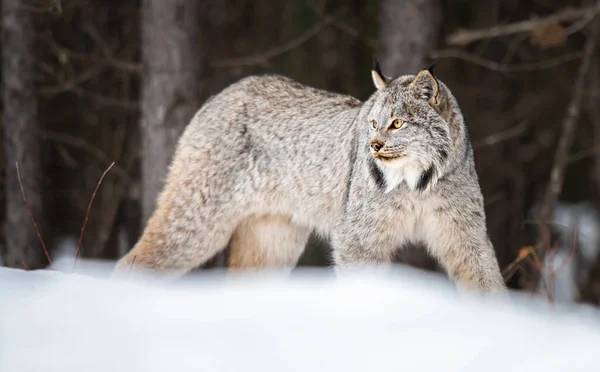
[410,64,441,106]
[371,58,388,91]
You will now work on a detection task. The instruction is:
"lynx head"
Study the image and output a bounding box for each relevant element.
[366,60,465,193]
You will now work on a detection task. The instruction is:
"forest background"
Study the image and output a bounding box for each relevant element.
[2,0,600,305]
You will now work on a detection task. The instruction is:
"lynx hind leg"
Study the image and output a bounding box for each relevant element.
[113,214,236,280]
[228,214,311,272]
[112,184,239,280]
[114,212,239,280]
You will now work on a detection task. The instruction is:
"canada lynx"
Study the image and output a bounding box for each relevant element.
[114,63,507,295]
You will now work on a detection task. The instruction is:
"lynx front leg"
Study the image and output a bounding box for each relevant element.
[423,208,508,296]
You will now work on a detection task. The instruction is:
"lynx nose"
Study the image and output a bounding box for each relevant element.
[370,141,383,152]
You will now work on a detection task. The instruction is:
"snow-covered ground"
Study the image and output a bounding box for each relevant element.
[1,262,600,372]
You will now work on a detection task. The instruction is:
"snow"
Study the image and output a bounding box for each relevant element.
[540,202,600,302]
[554,202,599,262]
[53,235,78,263]
[2,263,600,372]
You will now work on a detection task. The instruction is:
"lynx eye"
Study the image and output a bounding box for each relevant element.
[371,120,377,129]
[391,119,404,130]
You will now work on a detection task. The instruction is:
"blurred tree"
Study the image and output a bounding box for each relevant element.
[1,0,45,268]
[140,0,205,224]
[377,0,441,76]
[377,0,442,271]
[1,0,598,304]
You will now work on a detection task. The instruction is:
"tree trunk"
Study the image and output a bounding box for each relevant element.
[377,0,442,271]
[377,0,441,76]
[2,0,45,268]
[140,0,204,224]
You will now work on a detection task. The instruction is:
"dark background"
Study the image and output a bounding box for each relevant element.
[2,0,600,305]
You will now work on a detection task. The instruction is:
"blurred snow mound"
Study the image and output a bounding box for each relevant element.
[1,262,600,372]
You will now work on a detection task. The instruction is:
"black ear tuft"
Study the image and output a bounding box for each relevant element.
[373,56,384,78]
[425,60,441,76]
[371,56,388,91]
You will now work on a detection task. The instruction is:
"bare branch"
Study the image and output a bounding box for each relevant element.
[37,63,106,95]
[446,4,600,46]
[82,22,114,59]
[474,121,528,149]
[565,145,600,164]
[211,8,347,68]
[39,32,140,73]
[16,0,62,14]
[565,10,597,35]
[40,130,130,181]
[68,87,138,110]
[306,3,377,49]
[521,16,600,294]
[524,220,580,233]
[430,49,582,72]
[538,20,599,222]
[590,53,600,193]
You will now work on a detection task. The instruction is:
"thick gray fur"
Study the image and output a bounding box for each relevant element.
[113,68,508,295]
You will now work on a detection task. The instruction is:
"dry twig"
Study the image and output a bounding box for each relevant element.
[88,136,138,257]
[502,228,578,304]
[503,219,581,303]
[73,161,115,269]
[128,255,137,275]
[16,162,54,269]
